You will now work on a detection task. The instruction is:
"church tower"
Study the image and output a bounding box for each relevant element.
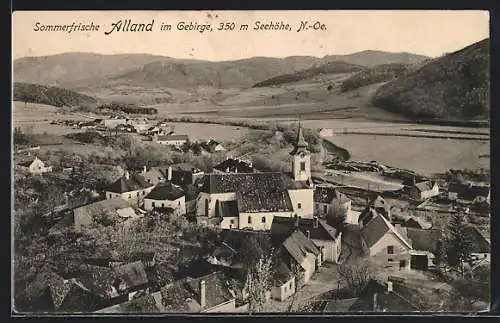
[290,120,311,182]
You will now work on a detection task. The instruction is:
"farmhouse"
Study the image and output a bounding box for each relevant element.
[281,230,322,285]
[448,183,490,204]
[213,157,256,174]
[196,123,314,229]
[143,182,186,215]
[153,134,189,147]
[360,214,412,271]
[271,216,342,263]
[314,186,356,224]
[409,180,440,201]
[205,139,226,153]
[17,156,53,174]
[105,171,154,202]
[271,262,296,302]
[73,197,140,231]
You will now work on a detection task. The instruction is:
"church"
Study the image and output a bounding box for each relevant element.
[195,123,315,230]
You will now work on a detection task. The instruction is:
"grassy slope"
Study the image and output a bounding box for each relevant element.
[340,63,410,92]
[13,82,99,108]
[371,39,490,120]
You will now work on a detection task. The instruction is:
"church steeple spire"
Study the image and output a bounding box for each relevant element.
[290,116,309,155]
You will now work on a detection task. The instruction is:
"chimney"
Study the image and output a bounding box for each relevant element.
[314,216,319,229]
[199,280,206,308]
[387,281,393,293]
[306,230,310,239]
[167,166,172,181]
[373,293,378,311]
[125,171,130,180]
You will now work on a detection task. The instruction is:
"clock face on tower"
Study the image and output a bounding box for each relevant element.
[299,152,306,158]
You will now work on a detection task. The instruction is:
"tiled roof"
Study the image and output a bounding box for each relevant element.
[201,173,294,213]
[213,158,254,173]
[145,182,185,201]
[273,262,293,286]
[76,267,118,299]
[159,271,234,312]
[106,173,153,193]
[358,207,380,226]
[271,217,338,242]
[217,200,239,217]
[21,269,72,309]
[405,228,443,254]
[282,230,321,266]
[361,214,412,249]
[95,294,161,313]
[413,181,436,192]
[350,280,419,312]
[464,226,490,253]
[404,217,432,230]
[323,298,359,312]
[144,167,168,180]
[156,135,188,141]
[314,186,351,204]
[113,261,149,290]
[73,198,135,223]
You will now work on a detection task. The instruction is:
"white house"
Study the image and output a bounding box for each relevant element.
[318,128,333,138]
[17,156,53,174]
[143,182,186,215]
[196,123,315,230]
[105,171,154,203]
[205,139,226,153]
[153,134,188,147]
[282,230,322,284]
[409,181,440,201]
[360,214,412,271]
[314,186,356,224]
[271,263,296,302]
[103,118,127,128]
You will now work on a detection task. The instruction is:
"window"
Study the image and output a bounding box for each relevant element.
[178,201,181,206]
[152,202,156,208]
[137,192,140,197]
[388,258,394,262]
[298,203,302,209]
[262,217,266,223]
[162,203,165,208]
[142,191,146,195]
[300,162,306,171]
[323,205,328,214]
[128,194,132,199]
[230,219,235,224]
[248,216,252,224]
[387,246,394,254]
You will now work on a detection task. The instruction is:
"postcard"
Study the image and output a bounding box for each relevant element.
[11,10,491,314]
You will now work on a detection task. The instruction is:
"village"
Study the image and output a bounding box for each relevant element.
[13,114,491,314]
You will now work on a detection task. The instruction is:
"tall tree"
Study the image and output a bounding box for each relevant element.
[245,255,274,313]
[326,201,348,235]
[446,212,474,276]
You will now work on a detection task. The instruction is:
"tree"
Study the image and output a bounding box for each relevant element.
[326,201,348,235]
[245,255,274,313]
[337,259,375,296]
[445,212,474,276]
[239,233,273,267]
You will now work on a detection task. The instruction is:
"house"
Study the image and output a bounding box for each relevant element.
[17,156,53,174]
[314,186,356,224]
[153,134,188,147]
[358,196,392,228]
[73,198,139,231]
[281,230,322,285]
[95,293,163,313]
[205,139,226,153]
[318,128,333,138]
[143,182,186,215]
[271,216,342,263]
[141,166,169,186]
[463,226,490,263]
[213,157,256,174]
[131,120,150,133]
[360,214,412,271]
[347,279,420,312]
[409,180,440,201]
[196,123,315,229]
[103,118,127,128]
[158,271,237,313]
[448,183,490,204]
[168,163,205,187]
[271,262,296,302]
[404,228,443,270]
[403,216,432,230]
[105,171,154,202]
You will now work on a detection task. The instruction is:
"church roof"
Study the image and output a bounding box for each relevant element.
[290,123,310,155]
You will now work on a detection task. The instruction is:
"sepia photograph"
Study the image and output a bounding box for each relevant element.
[11,10,490,314]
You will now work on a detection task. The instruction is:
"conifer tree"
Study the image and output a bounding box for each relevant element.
[446,212,473,276]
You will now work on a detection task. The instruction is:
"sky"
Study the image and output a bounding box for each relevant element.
[12,10,490,60]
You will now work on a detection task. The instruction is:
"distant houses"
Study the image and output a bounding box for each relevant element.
[313,186,356,224]
[73,197,140,231]
[448,183,490,204]
[318,128,333,138]
[153,134,189,147]
[212,157,256,174]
